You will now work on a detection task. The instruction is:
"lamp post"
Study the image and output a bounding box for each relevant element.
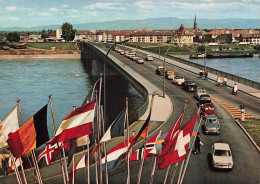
[163,44,173,98]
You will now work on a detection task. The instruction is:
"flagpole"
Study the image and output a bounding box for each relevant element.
[163,165,171,184]
[179,108,201,184]
[10,153,22,184]
[72,105,76,184]
[94,140,99,184]
[125,97,130,184]
[169,162,179,184]
[86,97,90,184]
[32,150,43,184]
[177,160,184,184]
[48,95,67,184]
[137,94,155,184]
[16,99,33,184]
[1,151,16,184]
[150,129,162,184]
[95,90,103,184]
[100,106,109,184]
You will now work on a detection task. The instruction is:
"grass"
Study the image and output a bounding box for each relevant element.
[126,42,260,55]
[26,42,79,50]
[240,119,260,147]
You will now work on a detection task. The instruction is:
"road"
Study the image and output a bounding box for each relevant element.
[95,43,260,184]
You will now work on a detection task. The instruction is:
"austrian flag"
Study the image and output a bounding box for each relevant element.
[48,100,96,145]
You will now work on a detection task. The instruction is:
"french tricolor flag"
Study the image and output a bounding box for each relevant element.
[48,100,96,145]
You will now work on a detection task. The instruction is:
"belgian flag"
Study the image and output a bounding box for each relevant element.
[7,105,49,158]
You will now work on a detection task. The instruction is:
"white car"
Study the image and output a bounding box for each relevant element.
[136,58,144,64]
[212,143,233,170]
[145,55,154,61]
[172,76,185,85]
[131,56,139,61]
[194,88,207,99]
[120,50,125,55]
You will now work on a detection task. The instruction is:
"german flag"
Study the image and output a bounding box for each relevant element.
[7,105,49,158]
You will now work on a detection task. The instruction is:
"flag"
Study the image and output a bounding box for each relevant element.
[37,143,62,168]
[129,133,160,162]
[100,108,126,143]
[157,114,198,170]
[0,106,19,148]
[67,139,76,167]
[7,105,49,158]
[124,111,151,159]
[68,155,86,181]
[48,100,96,145]
[76,135,90,147]
[7,155,22,174]
[101,136,135,170]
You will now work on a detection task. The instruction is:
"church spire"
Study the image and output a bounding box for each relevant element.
[194,14,197,30]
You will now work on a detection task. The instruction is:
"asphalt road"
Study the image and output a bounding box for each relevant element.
[94,43,260,184]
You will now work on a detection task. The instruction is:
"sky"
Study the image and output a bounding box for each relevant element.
[0,0,259,28]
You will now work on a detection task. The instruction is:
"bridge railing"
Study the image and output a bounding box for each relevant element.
[131,45,260,90]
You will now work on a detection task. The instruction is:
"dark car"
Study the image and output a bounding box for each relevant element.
[182,80,198,92]
[198,94,211,107]
[156,66,166,76]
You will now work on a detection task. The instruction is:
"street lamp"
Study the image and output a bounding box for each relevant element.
[163,44,173,98]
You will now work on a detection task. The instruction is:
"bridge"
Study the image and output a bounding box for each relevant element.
[1,42,259,184]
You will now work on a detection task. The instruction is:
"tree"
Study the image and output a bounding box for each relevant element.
[7,32,20,42]
[197,45,205,53]
[61,22,76,41]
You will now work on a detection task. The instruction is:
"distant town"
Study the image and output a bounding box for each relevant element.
[0,16,259,51]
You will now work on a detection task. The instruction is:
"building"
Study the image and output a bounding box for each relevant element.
[74,30,96,42]
[56,28,63,40]
[129,29,173,43]
[239,33,260,45]
[173,24,194,46]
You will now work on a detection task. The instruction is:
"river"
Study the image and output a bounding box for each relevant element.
[0,58,144,139]
[176,55,260,82]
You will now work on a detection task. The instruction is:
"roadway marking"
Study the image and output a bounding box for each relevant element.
[211,96,258,119]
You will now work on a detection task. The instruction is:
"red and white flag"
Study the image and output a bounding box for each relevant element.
[48,100,96,145]
[68,155,86,181]
[129,133,160,162]
[157,114,198,170]
[7,154,22,174]
[0,106,19,148]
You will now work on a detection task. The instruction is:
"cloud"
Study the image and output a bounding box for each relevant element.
[62,4,68,8]
[200,0,215,2]
[5,6,32,11]
[49,8,58,11]
[66,15,79,18]
[38,12,53,16]
[134,1,155,9]
[8,17,19,21]
[86,2,126,10]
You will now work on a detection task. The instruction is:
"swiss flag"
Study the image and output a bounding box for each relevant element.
[157,114,198,170]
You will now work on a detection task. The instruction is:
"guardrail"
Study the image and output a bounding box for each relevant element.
[130,44,260,90]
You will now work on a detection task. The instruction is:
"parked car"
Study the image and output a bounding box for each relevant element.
[182,80,198,92]
[136,58,144,64]
[172,76,185,85]
[201,103,216,117]
[194,88,207,99]
[212,143,233,170]
[145,55,154,61]
[203,115,220,134]
[198,94,211,107]
[156,66,166,76]
[165,70,175,80]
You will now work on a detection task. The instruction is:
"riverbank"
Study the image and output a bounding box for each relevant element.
[0,50,81,59]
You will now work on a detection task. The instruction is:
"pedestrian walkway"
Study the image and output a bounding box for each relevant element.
[211,96,258,119]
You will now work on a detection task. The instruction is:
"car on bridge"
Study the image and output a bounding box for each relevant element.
[203,115,220,134]
[194,88,207,99]
[145,55,154,61]
[136,58,144,64]
[156,66,166,76]
[201,103,216,117]
[172,76,185,85]
[212,143,233,170]
[197,94,211,107]
[131,56,139,61]
[182,80,198,92]
[165,70,175,80]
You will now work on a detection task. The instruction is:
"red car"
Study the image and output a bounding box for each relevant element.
[202,103,216,116]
